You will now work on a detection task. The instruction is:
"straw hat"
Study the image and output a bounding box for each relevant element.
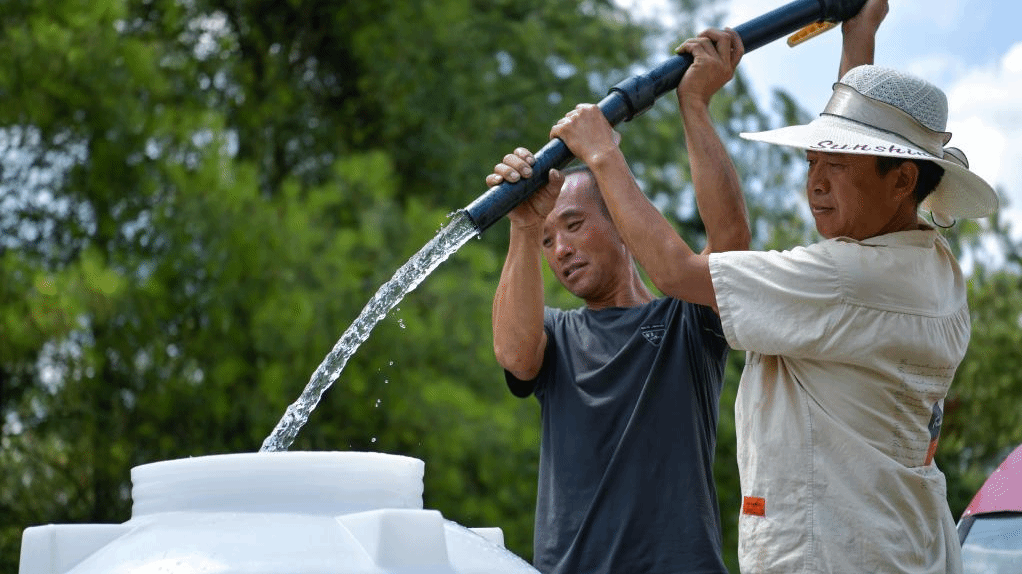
[741,65,999,223]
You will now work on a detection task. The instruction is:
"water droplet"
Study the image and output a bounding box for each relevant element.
[259,213,477,452]
[374,398,381,407]
[370,437,377,443]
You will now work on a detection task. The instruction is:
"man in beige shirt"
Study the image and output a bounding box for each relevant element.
[498,0,998,570]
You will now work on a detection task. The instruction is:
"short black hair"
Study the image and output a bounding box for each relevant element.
[874,157,945,205]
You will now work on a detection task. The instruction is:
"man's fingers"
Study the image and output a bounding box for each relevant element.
[513,147,536,165]
[679,28,744,66]
[502,153,534,177]
[486,147,540,187]
[676,36,713,57]
[493,164,520,183]
[698,28,743,63]
[725,28,745,61]
[487,153,534,185]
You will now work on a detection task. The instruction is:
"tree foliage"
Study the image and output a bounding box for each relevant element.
[938,216,1022,513]
[0,0,644,567]
[2,1,1019,573]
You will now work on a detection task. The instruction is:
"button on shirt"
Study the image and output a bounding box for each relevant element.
[708,223,966,574]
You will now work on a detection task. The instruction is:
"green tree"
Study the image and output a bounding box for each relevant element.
[8,2,1016,574]
[937,212,1022,518]
[0,0,651,568]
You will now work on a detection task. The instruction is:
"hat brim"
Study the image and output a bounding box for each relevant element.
[741,115,999,220]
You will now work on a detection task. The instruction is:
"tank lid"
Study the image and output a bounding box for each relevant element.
[130,451,424,516]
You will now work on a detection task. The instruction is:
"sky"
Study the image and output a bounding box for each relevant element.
[620,0,1022,242]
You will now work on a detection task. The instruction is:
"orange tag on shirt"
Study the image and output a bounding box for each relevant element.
[925,438,939,466]
[742,496,766,516]
[925,402,943,466]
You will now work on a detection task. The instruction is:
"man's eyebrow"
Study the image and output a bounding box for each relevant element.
[556,208,585,220]
[543,208,585,236]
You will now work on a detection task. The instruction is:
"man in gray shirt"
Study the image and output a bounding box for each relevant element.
[486,29,749,574]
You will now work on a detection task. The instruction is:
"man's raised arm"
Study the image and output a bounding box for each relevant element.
[488,149,561,381]
[675,28,750,255]
[840,0,888,78]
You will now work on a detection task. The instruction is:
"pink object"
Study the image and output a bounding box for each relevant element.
[961,443,1022,518]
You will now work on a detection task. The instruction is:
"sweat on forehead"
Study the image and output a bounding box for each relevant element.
[561,169,596,191]
[559,170,610,216]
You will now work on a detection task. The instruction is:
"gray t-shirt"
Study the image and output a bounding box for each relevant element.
[506,297,729,574]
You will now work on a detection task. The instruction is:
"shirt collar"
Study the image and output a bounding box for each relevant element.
[833,218,938,248]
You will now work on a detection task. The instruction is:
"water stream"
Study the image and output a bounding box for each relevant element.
[260,211,479,452]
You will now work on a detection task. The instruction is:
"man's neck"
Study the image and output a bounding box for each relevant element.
[584,274,655,310]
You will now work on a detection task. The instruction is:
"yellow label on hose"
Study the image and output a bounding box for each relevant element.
[787,21,838,47]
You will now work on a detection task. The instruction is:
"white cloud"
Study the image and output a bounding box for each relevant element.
[946,41,1022,213]
[901,54,969,88]
[1005,42,1022,74]
[945,116,1004,195]
[888,0,974,34]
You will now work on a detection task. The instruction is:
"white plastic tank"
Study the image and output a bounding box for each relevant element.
[19,451,539,574]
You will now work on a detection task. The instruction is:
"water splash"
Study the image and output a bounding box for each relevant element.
[260,212,479,452]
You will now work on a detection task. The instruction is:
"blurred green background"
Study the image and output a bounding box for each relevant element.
[2,1,1020,572]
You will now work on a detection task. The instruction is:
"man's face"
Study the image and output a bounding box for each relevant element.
[542,173,631,305]
[805,151,906,240]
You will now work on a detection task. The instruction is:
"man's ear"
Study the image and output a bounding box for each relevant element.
[893,160,919,202]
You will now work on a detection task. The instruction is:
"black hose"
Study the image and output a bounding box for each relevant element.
[462,0,867,233]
